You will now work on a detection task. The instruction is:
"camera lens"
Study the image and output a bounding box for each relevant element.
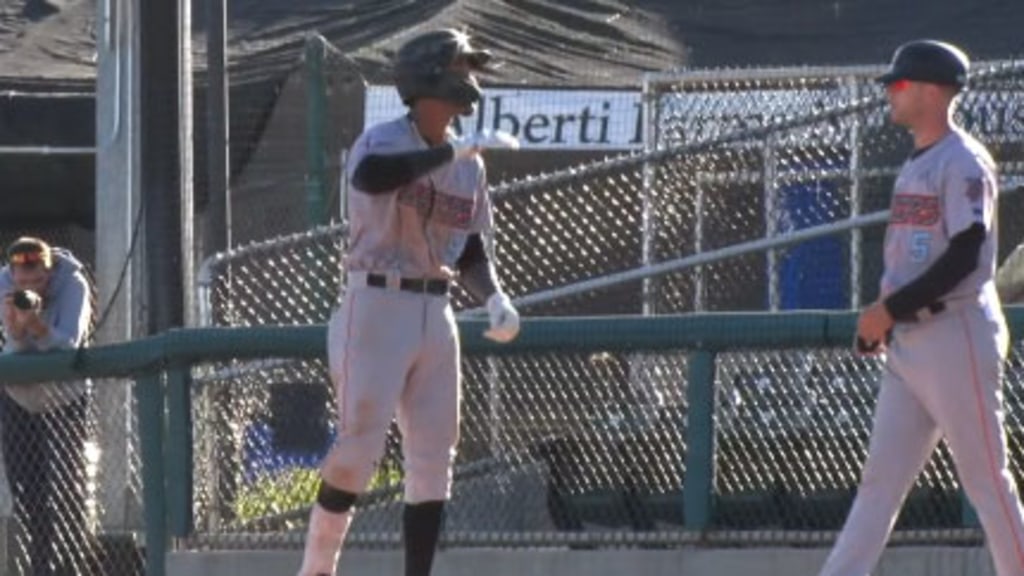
[12,289,41,311]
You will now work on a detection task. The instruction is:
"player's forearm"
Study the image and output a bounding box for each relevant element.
[456,234,500,302]
[884,223,985,321]
[351,146,455,194]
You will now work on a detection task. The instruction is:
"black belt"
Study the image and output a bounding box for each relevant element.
[366,273,449,296]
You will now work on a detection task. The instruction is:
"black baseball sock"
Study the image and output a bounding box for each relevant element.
[403,500,445,576]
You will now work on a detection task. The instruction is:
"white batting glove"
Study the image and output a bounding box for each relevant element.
[483,292,520,343]
[451,130,520,159]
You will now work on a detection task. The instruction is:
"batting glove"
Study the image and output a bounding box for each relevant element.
[451,130,520,159]
[484,292,520,343]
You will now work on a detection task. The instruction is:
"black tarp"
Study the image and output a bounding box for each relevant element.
[2,0,1023,230]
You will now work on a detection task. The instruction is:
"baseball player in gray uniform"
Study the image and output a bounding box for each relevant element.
[819,40,1024,576]
[296,29,520,576]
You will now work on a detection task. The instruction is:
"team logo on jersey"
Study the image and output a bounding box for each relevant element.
[397,181,434,212]
[397,181,474,228]
[432,193,474,228]
[890,194,940,226]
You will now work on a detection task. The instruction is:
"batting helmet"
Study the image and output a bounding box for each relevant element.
[877,40,969,90]
[393,29,492,110]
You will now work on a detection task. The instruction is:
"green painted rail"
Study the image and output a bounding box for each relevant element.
[0,307,1021,575]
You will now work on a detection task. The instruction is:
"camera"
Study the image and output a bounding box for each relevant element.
[11,289,42,312]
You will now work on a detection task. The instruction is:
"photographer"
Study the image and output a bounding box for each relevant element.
[0,237,97,575]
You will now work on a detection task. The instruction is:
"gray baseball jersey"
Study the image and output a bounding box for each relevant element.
[345,116,492,279]
[881,127,998,302]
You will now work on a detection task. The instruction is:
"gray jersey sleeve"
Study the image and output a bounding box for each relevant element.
[345,122,408,183]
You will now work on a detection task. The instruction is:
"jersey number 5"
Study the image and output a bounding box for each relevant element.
[910,231,931,263]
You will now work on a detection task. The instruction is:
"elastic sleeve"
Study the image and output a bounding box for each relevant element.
[350,145,455,194]
[456,233,500,303]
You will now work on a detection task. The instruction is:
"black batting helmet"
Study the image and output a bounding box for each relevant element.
[877,40,970,90]
[393,29,492,111]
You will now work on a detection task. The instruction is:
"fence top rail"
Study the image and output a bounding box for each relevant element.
[0,307,1021,386]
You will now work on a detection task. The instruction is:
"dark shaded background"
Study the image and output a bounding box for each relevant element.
[1,0,1021,233]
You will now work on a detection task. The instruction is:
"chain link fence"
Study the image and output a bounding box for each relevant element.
[190,60,1024,549]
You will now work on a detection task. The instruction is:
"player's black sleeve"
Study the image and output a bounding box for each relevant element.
[456,233,500,302]
[884,223,986,321]
[351,145,456,194]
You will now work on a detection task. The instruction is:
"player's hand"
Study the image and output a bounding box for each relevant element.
[483,292,520,343]
[856,300,893,355]
[452,130,520,159]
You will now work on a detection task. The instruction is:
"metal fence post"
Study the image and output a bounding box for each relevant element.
[684,350,716,530]
[137,373,166,576]
[167,367,194,538]
[305,34,328,226]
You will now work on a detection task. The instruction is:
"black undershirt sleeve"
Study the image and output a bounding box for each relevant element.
[456,233,500,303]
[351,144,455,194]
[884,223,986,321]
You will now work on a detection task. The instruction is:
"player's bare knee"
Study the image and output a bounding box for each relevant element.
[320,451,377,493]
[320,425,391,490]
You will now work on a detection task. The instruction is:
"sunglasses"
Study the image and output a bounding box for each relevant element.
[886,79,912,93]
[8,251,47,267]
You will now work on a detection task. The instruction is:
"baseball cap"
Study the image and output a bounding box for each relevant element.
[6,237,53,268]
[876,39,970,89]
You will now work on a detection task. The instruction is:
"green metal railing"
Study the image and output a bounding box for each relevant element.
[0,307,1021,575]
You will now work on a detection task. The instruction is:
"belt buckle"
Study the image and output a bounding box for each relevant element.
[429,279,447,295]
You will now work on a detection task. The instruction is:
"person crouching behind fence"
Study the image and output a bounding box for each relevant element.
[0,237,99,575]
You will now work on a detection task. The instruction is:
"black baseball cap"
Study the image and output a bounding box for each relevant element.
[876,40,970,90]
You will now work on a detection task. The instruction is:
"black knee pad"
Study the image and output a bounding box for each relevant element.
[316,481,358,513]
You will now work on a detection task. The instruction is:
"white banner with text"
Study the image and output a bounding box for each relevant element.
[364,86,645,150]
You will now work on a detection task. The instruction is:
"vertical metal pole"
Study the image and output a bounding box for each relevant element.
[640,77,658,315]
[140,0,184,335]
[204,0,231,255]
[487,358,503,459]
[848,77,863,309]
[180,0,195,327]
[96,0,142,532]
[137,373,166,576]
[764,135,779,311]
[684,350,716,529]
[694,174,706,311]
[138,0,183,566]
[166,367,194,538]
[338,148,349,222]
[962,494,980,528]
[306,35,328,227]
